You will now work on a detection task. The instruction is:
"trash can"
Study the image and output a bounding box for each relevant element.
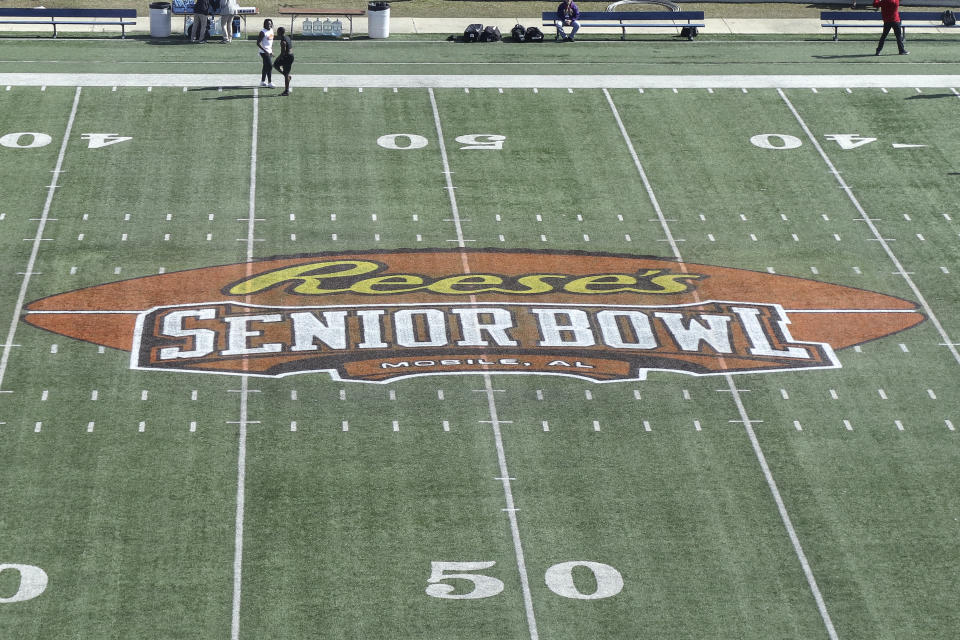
[149,1,172,37]
[367,1,389,39]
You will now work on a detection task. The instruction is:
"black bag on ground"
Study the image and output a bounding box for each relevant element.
[942,9,956,25]
[680,26,698,38]
[464,23,483,42]
[480,25,502,42]
[511,23,526,41]
[524,26,544,42]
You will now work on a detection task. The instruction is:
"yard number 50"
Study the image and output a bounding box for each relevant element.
[0,564,48,603]
[377,134,506,150]
[426,560,623,600]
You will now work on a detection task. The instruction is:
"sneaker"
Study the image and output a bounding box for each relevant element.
[568,36,575,42]
[260,81,268,87]
[875,50,881,56]
[280,91,289,96]
[899,50,909,55]
[267,83,275,88]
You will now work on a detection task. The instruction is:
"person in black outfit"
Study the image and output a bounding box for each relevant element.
[192,0,211,43]
[273,26,294,96]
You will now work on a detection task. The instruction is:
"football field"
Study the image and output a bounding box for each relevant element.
[1,35,960,639]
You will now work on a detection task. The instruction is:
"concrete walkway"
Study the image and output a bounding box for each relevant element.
[0,14,955,38]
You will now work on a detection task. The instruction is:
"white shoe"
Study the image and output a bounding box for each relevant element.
[267,83,275,88]
[260,81,268,87]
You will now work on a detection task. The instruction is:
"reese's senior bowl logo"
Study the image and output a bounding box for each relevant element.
[23,250,924,383]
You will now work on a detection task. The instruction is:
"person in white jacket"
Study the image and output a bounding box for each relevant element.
[219,0,239,43]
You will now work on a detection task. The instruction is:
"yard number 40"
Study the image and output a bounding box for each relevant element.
[426,560,623,600]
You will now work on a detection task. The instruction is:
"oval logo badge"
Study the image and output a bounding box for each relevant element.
[23,249,923,382]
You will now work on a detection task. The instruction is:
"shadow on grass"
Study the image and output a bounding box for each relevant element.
[812,53,880,58]
[906,92,958,99]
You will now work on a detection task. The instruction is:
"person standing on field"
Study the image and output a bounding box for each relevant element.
[874,0,908,55]
[219,0,239,43]
[191,0,211,43]
[257,19,275,88]
[273,26,294,96]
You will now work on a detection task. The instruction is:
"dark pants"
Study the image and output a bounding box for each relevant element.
[273,54,294,77]
[877,21,905,53]
[260,52,273,82]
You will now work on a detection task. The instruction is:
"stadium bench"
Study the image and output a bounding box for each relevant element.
[278,7,366,39]
[171,2,259,39]
[821,10,959,41]
[541,10,705,41]
[0,8,137,39]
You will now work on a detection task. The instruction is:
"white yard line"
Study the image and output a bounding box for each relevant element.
[428,87,539,640]
[0,86,80,391]
[5,74,960,89]
[777,88,960,367]
[231,375,250,640]
[604,87,839,640]
[231,87,260,640]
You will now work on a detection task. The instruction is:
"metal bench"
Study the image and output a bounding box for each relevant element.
[0,8,137,39]
[278,7,366,39]
[821,10,959,41]
[541,10,705,41]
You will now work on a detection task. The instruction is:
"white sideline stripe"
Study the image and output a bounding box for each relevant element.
[6,73,960,89]
[231,87,259,640]
[605,88,839,640]
[429,87,538,640]
[0,86,80,391]
[778,88,960,368]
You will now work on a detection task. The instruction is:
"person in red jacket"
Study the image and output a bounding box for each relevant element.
[874,0,908,55]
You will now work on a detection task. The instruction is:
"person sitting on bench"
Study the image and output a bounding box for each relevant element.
[555,0,580,41]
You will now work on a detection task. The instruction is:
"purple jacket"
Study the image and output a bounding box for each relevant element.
[556,1,580,21]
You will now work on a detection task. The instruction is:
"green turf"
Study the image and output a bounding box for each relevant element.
[2,37,960,640]
[3,35,960,76]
